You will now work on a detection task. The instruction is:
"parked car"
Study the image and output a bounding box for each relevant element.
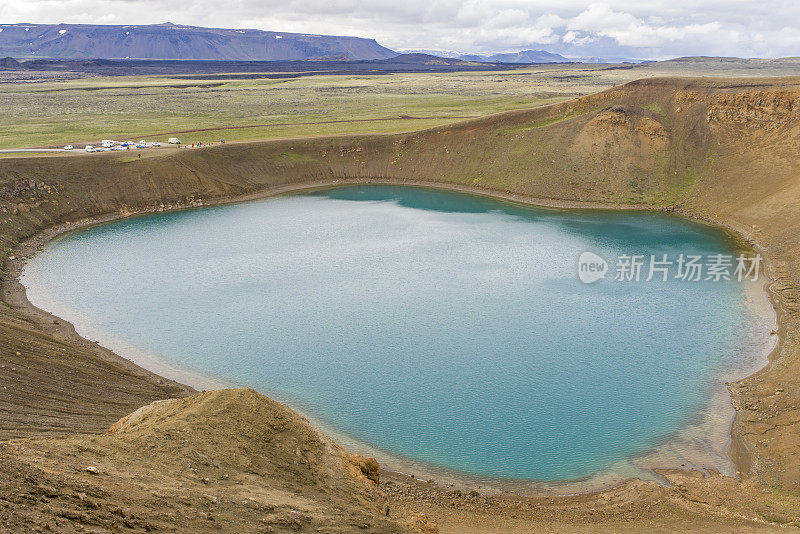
[151,141,161,147]
[120,142,129,147]
[63,145,74,151]
[111,145,126,151]
[85,146,96,153]
[168,138,181,144]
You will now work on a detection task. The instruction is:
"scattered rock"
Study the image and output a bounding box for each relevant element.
[407,512,438,533]
[348,454,381,484]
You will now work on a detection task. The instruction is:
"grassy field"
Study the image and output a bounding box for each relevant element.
[2,58,800,150]
[0,65,606,149]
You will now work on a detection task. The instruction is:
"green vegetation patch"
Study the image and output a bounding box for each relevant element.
[281,152,320,164]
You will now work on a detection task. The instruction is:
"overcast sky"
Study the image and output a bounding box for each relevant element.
[2,1,799,59]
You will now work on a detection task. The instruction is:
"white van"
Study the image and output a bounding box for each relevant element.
[168,138,181,144]
[101,140,115,148]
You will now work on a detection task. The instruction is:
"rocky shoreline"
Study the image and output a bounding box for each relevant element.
[9,177,780,494]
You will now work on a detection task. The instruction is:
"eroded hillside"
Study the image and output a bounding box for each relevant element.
[1,389,434,532]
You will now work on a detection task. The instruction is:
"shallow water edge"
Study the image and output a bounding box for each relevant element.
[6,177,781,496]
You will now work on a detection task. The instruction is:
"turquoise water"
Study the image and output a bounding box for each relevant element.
[23,185,762,481]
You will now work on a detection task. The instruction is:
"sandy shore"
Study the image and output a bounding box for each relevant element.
[6,176,781,497]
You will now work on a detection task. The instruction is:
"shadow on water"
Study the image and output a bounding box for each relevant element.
[309,184,736,255]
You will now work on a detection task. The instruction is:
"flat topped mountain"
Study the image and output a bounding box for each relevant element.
[0,22,398,61]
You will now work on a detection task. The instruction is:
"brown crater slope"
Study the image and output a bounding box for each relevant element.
[2,76,800,531]
[1,388,427,532]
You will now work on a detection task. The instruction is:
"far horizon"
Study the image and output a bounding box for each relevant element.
[2,0,800,61]
[0,21,797,64]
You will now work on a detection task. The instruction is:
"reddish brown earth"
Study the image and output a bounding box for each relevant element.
[2,77,800,531]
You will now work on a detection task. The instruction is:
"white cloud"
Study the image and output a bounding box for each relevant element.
[562,31,594,46]
[566,3,721,48]
[486,9,529,29]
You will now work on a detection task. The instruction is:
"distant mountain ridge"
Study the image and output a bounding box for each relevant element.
[458,49,572,63]
[378,53,482,66]
[401,48,647,64]
[401,48,574,63]
[0,22,397,61]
